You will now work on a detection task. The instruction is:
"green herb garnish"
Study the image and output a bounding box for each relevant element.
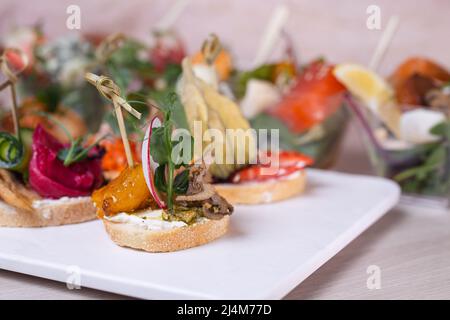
[57,134,106,167]
[149,95,193,212]
[35,111,106,167]
[393,120,450,196]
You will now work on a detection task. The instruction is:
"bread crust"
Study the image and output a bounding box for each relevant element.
[214,170,307,204]
[0,197,97,227]
[103,215,230,253]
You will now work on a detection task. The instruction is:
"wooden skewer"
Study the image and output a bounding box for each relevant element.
[252,5,289,68]
[85,72,142,168]
[0,79,11,91]
[95,33,126,63]
[0,48,29,139]
[154,0,191,32]
[201,33,221,65]
[0,79,19,136]
[369,15,400,71]
[9,84,19,138]
[113,101,135,167]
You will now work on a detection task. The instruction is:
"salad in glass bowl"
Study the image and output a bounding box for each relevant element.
[335,57,450,206]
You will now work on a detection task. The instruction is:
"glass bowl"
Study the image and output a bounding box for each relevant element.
[346,95,450,208]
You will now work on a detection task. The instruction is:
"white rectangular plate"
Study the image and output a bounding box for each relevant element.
[0,170,399,299]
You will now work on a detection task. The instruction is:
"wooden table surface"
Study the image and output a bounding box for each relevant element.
[0,122,449,300]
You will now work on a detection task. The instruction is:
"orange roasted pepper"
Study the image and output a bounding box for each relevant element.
[92,164,155,218]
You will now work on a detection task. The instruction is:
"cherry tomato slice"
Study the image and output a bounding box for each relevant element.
[231,150,313,183]
[262,150,314,169]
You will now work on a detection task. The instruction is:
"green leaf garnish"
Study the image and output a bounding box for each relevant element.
[149,90,189,130]
[149,94,193,212]
[430,121,450,139]
[150,126,170,165]
[154,165,167,194]
[35,83,63,113]
[161,63,182,87]
[57,134,107,167]
[173,169,189,195]
[393,120,450,196]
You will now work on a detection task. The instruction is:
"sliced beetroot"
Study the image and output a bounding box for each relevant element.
[29,125,103,199]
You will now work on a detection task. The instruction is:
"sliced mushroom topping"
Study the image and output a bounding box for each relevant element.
[176,183,216,202]
[174,163,233,219]
[186,163,209,195]
[202,193,233,220]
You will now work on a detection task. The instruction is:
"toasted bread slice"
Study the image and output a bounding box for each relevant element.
[103,215,230,253]
[0,197,97,227]
[214,170,306,205]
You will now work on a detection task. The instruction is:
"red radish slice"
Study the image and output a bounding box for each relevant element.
[142,116,166,209]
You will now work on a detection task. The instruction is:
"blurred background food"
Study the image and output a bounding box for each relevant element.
[1,0,448,71]
[0,0,449,185]
[337,58,450,200]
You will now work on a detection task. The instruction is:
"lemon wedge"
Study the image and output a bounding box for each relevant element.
[333,63,401,137]
[333,64,394,111]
